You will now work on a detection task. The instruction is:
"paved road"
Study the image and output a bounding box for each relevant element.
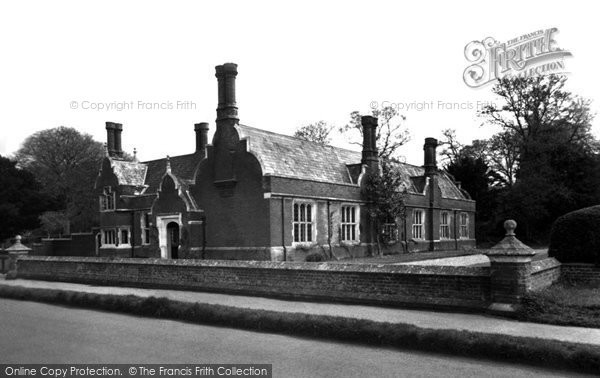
[5,279,600,346]
[0,299,589,377]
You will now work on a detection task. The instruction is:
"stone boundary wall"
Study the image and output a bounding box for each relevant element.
[530,258,561,291]
[14,256,491,311]
[561,263,600,286]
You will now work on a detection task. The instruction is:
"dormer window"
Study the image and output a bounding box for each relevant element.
[100,186,116,211]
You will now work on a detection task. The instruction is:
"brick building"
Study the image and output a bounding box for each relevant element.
[94,63,475,261]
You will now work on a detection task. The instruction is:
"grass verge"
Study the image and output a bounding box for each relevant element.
[1,285,599,374]
[518,282,600,328]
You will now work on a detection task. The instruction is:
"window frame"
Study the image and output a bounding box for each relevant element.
[440,211,450,239]
[381,215,399,244]
[100,186,116,212]
[459,212,469,239]
[100,227,131,248]
[340,204,360,243]
[141,212,151,245]
[292,201,316,245]
[411,209,425,240]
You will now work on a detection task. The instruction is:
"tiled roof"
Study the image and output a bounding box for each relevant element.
[237,124,468,200]
[142,153,201,194]
[237,124,360,184]
[397,163,468,200]
[110,159,147,187]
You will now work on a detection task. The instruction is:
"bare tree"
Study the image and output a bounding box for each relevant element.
[294,121,334,145]
[340,106,410,160]
[480,74,594,158]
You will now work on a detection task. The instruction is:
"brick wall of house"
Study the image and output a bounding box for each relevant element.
[193,149,271,258]
[15,256,492,310]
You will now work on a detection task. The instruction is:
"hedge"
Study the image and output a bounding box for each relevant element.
[548,205,600,265]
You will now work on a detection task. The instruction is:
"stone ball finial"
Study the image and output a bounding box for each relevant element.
[15,235,22,242]
[504,219,517,236]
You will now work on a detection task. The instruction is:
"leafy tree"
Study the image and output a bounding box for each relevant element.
[294,121,334,145]
[363,161,407,254]
[479,75,599,243]
[0,155,54,241]
[39,211,70,237]
[444,153,501,242]
[15,127,106,232]
[480,74,594,171]
[340,106,410,160]
[486,131,519,187]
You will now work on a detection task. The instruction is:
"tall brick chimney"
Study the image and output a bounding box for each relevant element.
[106,122,123,158]
[361,116,379,172]
[215,63,239,122]
[195,122,209,156]
[212,63,240,184]
[213,63,240,152]
[423,137,438,175]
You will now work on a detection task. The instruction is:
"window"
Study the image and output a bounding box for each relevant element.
[341,205,359,242]
[120,229,129,245]
[103,229,116,245]
[101,227,130,247]
[141,213,151,245]
[460,213,469,238]
[440,212,450,239]
[100,186,115,211]
[293,202,314,243]
[412,209,424,239]
[382,217,398,243]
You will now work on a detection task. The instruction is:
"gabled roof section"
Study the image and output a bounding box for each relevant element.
[237,124,361,184]
[109,158,147,187]
[394,162,468,200]
[143,153,201,194]
[236,124,468,199]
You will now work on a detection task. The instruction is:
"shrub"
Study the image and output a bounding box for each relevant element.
[305,253,324,262]
[548,205,600,265]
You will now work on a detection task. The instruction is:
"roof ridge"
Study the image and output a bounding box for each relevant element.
[141,152,197,164]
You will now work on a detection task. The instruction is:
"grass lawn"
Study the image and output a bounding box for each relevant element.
[518,281,600,328]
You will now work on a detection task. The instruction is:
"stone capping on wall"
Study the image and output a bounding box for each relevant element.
[15,256,490,276]
[531,257,561,273]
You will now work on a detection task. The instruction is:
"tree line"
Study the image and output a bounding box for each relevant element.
[442,75,599,245]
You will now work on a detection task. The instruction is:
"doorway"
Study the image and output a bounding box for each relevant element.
[167,222,180,259]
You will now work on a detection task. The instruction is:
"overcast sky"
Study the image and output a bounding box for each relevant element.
[1,0,598,165]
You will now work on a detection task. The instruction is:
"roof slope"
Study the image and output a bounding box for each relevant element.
[142,153,200,194]
[237,124,467,200]
[237,124,360,184]
[110,159,147,187]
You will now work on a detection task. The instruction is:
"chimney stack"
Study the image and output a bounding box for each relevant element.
[105,122,123,158]
[195,122,209,155]
[423,137,438,175]
[361,116,379,172]
[215,63,239,123]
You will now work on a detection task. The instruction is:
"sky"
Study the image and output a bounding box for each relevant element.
[1,0,598,165]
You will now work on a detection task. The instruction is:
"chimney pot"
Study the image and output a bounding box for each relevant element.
[105,122,116,157]
[215,63,239,122]
[423,137,438,175]
[361,115,379,172]
[195,122,209,155]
